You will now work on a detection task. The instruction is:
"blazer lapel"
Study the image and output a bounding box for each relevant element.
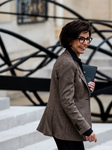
[77,66,90,94]
[66,50,90,95]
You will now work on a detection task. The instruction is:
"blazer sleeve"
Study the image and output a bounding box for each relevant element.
[58,61,91,135]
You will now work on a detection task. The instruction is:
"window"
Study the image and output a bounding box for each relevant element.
[17,0,48,24]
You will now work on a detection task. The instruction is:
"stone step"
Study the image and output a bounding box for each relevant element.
[84,123,112,149]
[0,105,112,150]
[0,97,10,110]
[39,66,112,78]
[0,121,47,150]
[86,139,112,150]
[81,57,112,67]
[0,106,45,132]
[18,138,57,150]
[16,123,112,150]
[97,67,112,76]
[38,56,112,78]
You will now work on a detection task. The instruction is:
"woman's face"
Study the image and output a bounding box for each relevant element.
[70,31,90,57]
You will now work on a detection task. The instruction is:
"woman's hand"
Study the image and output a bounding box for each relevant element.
[88,80,95,93]
[85,132,97,142]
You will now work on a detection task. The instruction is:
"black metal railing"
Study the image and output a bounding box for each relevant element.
[0,0,112,121]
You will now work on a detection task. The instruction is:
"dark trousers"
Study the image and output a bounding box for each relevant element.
[54,137,85,150]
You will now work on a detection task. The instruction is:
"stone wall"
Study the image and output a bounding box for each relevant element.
[63,0,112,20]
[56,0,112,37]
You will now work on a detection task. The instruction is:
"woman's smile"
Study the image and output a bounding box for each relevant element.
[70,32,89,57]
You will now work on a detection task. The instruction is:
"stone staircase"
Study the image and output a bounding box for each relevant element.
[0,97,112,150]
[0,97,57,150]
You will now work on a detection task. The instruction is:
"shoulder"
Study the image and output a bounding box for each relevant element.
[55,50,78,69]
[52,50,79,78]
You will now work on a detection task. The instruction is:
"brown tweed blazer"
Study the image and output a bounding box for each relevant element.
[37,50,92,141]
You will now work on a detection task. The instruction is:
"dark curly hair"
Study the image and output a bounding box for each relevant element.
[59,20,93,48]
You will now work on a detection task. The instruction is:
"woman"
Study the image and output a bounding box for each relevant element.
[37,20,97,150]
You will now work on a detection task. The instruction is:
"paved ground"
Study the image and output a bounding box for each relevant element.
[86,140,112,150]
[84,123,112,150]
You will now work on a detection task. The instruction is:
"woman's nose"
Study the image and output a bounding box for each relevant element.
[83,39,89,45]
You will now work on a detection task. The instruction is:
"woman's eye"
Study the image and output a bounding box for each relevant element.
[80,38,84,40]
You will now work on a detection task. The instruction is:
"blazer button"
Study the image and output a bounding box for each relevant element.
[75,124,81,131]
